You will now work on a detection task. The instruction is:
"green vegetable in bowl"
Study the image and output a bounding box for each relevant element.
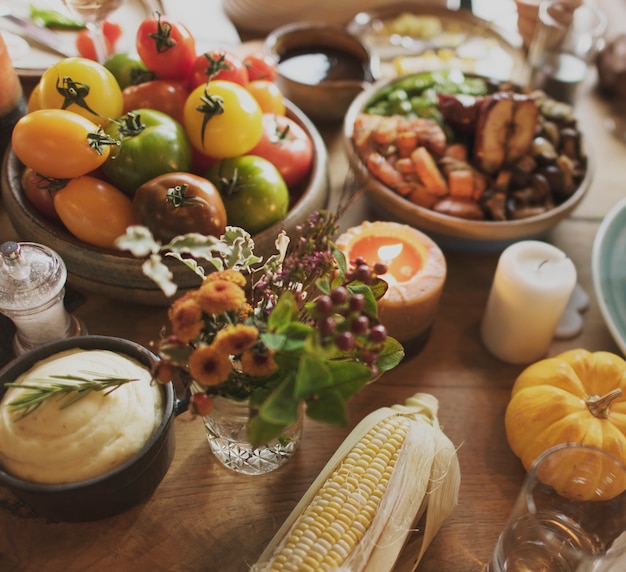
[29,5,85,29]
[364,70,490,120]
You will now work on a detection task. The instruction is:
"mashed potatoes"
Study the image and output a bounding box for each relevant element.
[0,349,163,484]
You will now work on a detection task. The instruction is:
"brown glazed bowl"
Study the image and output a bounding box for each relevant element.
[264,21,381,124]
[0,335,181,522]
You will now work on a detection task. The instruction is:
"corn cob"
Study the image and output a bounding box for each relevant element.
[252,392,460,572]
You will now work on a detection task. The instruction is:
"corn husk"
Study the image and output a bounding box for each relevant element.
[252,392,461,572]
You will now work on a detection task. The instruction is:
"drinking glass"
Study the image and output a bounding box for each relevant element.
[61,0,124,63]
[526,0,607,105]
[489,443,626,572]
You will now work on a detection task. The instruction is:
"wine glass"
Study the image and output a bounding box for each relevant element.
[61,0,124,63]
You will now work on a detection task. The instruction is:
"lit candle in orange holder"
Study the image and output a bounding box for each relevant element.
[336,221,447,355]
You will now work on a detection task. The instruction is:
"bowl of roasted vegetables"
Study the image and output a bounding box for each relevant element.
[344,69,592,250]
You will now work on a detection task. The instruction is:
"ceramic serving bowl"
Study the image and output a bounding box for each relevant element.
[1,100,329,305]
[264,22,381,124]
[0,335,181,522]
[343,72,593,251]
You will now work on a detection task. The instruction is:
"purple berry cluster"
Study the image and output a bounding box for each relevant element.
[312,258,390,375]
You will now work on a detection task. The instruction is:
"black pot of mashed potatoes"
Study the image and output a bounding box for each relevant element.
[0,335,179,522]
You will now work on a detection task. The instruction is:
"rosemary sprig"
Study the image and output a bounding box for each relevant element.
[4,372,139,419]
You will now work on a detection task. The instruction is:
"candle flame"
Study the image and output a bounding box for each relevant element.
[378,243,403,263]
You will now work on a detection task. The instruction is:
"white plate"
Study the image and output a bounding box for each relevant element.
[591,197,626,357]
[1,0,241,77]
[1,0,148,76]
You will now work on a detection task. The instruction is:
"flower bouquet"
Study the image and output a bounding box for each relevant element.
[117,210,404,447]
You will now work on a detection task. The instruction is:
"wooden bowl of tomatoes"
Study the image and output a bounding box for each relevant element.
[1,100,328,305]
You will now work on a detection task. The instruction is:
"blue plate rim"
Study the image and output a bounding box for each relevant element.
[591,197,626,357]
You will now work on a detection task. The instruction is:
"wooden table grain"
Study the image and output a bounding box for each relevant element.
[1,38,625,572]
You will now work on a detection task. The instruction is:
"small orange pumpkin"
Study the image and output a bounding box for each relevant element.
[505,348,626,499]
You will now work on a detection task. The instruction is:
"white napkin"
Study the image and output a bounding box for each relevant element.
[161,0,241,51]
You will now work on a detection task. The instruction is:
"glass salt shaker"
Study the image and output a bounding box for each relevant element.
[0,241,85,356]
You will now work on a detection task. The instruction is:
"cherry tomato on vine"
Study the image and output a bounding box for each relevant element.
[183,80,263,159]
[246,80,285,115]
[12,109,116,179]
[248,114,314,189]
[133,172,227,242]
[189,49,248,89]
[53,176,138,249]
[38,57,123,125]
[103,108,192,196]
[243,52,278,82]
[205,155,289,234]
[21,167,63,223]
[136,12,195,81]
[122,79,189,124]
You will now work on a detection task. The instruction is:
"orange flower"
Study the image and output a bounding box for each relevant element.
[197,279,246,315]
[205,269,247,287]
[214,324,259,356]
[189,345,232,386]
[241,349,278,377]
[168,291,203,343]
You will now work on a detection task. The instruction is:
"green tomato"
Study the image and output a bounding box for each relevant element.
[205,155,289,235]
[104,52,155,90]
[103,108,192,196]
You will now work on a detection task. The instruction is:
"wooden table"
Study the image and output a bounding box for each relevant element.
[1,35,625,572]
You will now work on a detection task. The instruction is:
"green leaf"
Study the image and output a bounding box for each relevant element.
[306,390,347,427]
[259,373,299,426]
[326,360,372,400]
[268,292,298,330]
[248,416,288,447]
[294,355,332,400]
[375,337,405,374]
[115,225,160,257]
[259,331,287,352]
[165,252,209,279]
[29,6,85,29]
[347,282,379,316]
[141,255,177,297]
[221,226,262,269]
[165,233,225,262]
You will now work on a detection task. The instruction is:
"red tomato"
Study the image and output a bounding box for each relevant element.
[20,167,63,223]
[53,176,138,249]
[243,53,278,82]
[132,172,227,242]
[189,49,248,89]
[136,13,196,81]
[75,21,123,61]
[122,79,189,124]
[190,147,218,175]
[248,114,314,189]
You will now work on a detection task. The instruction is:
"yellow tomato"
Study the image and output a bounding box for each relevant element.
[11,109,114,179]
[38,57,123,126]
[27,81,42,112]
[54,176,138,249]
[246,80,286,115]
[183,80,263,158]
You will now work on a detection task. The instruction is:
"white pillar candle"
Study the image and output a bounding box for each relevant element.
[480,240,577,364]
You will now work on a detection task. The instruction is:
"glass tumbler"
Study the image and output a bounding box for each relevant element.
[489,443,626,572]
